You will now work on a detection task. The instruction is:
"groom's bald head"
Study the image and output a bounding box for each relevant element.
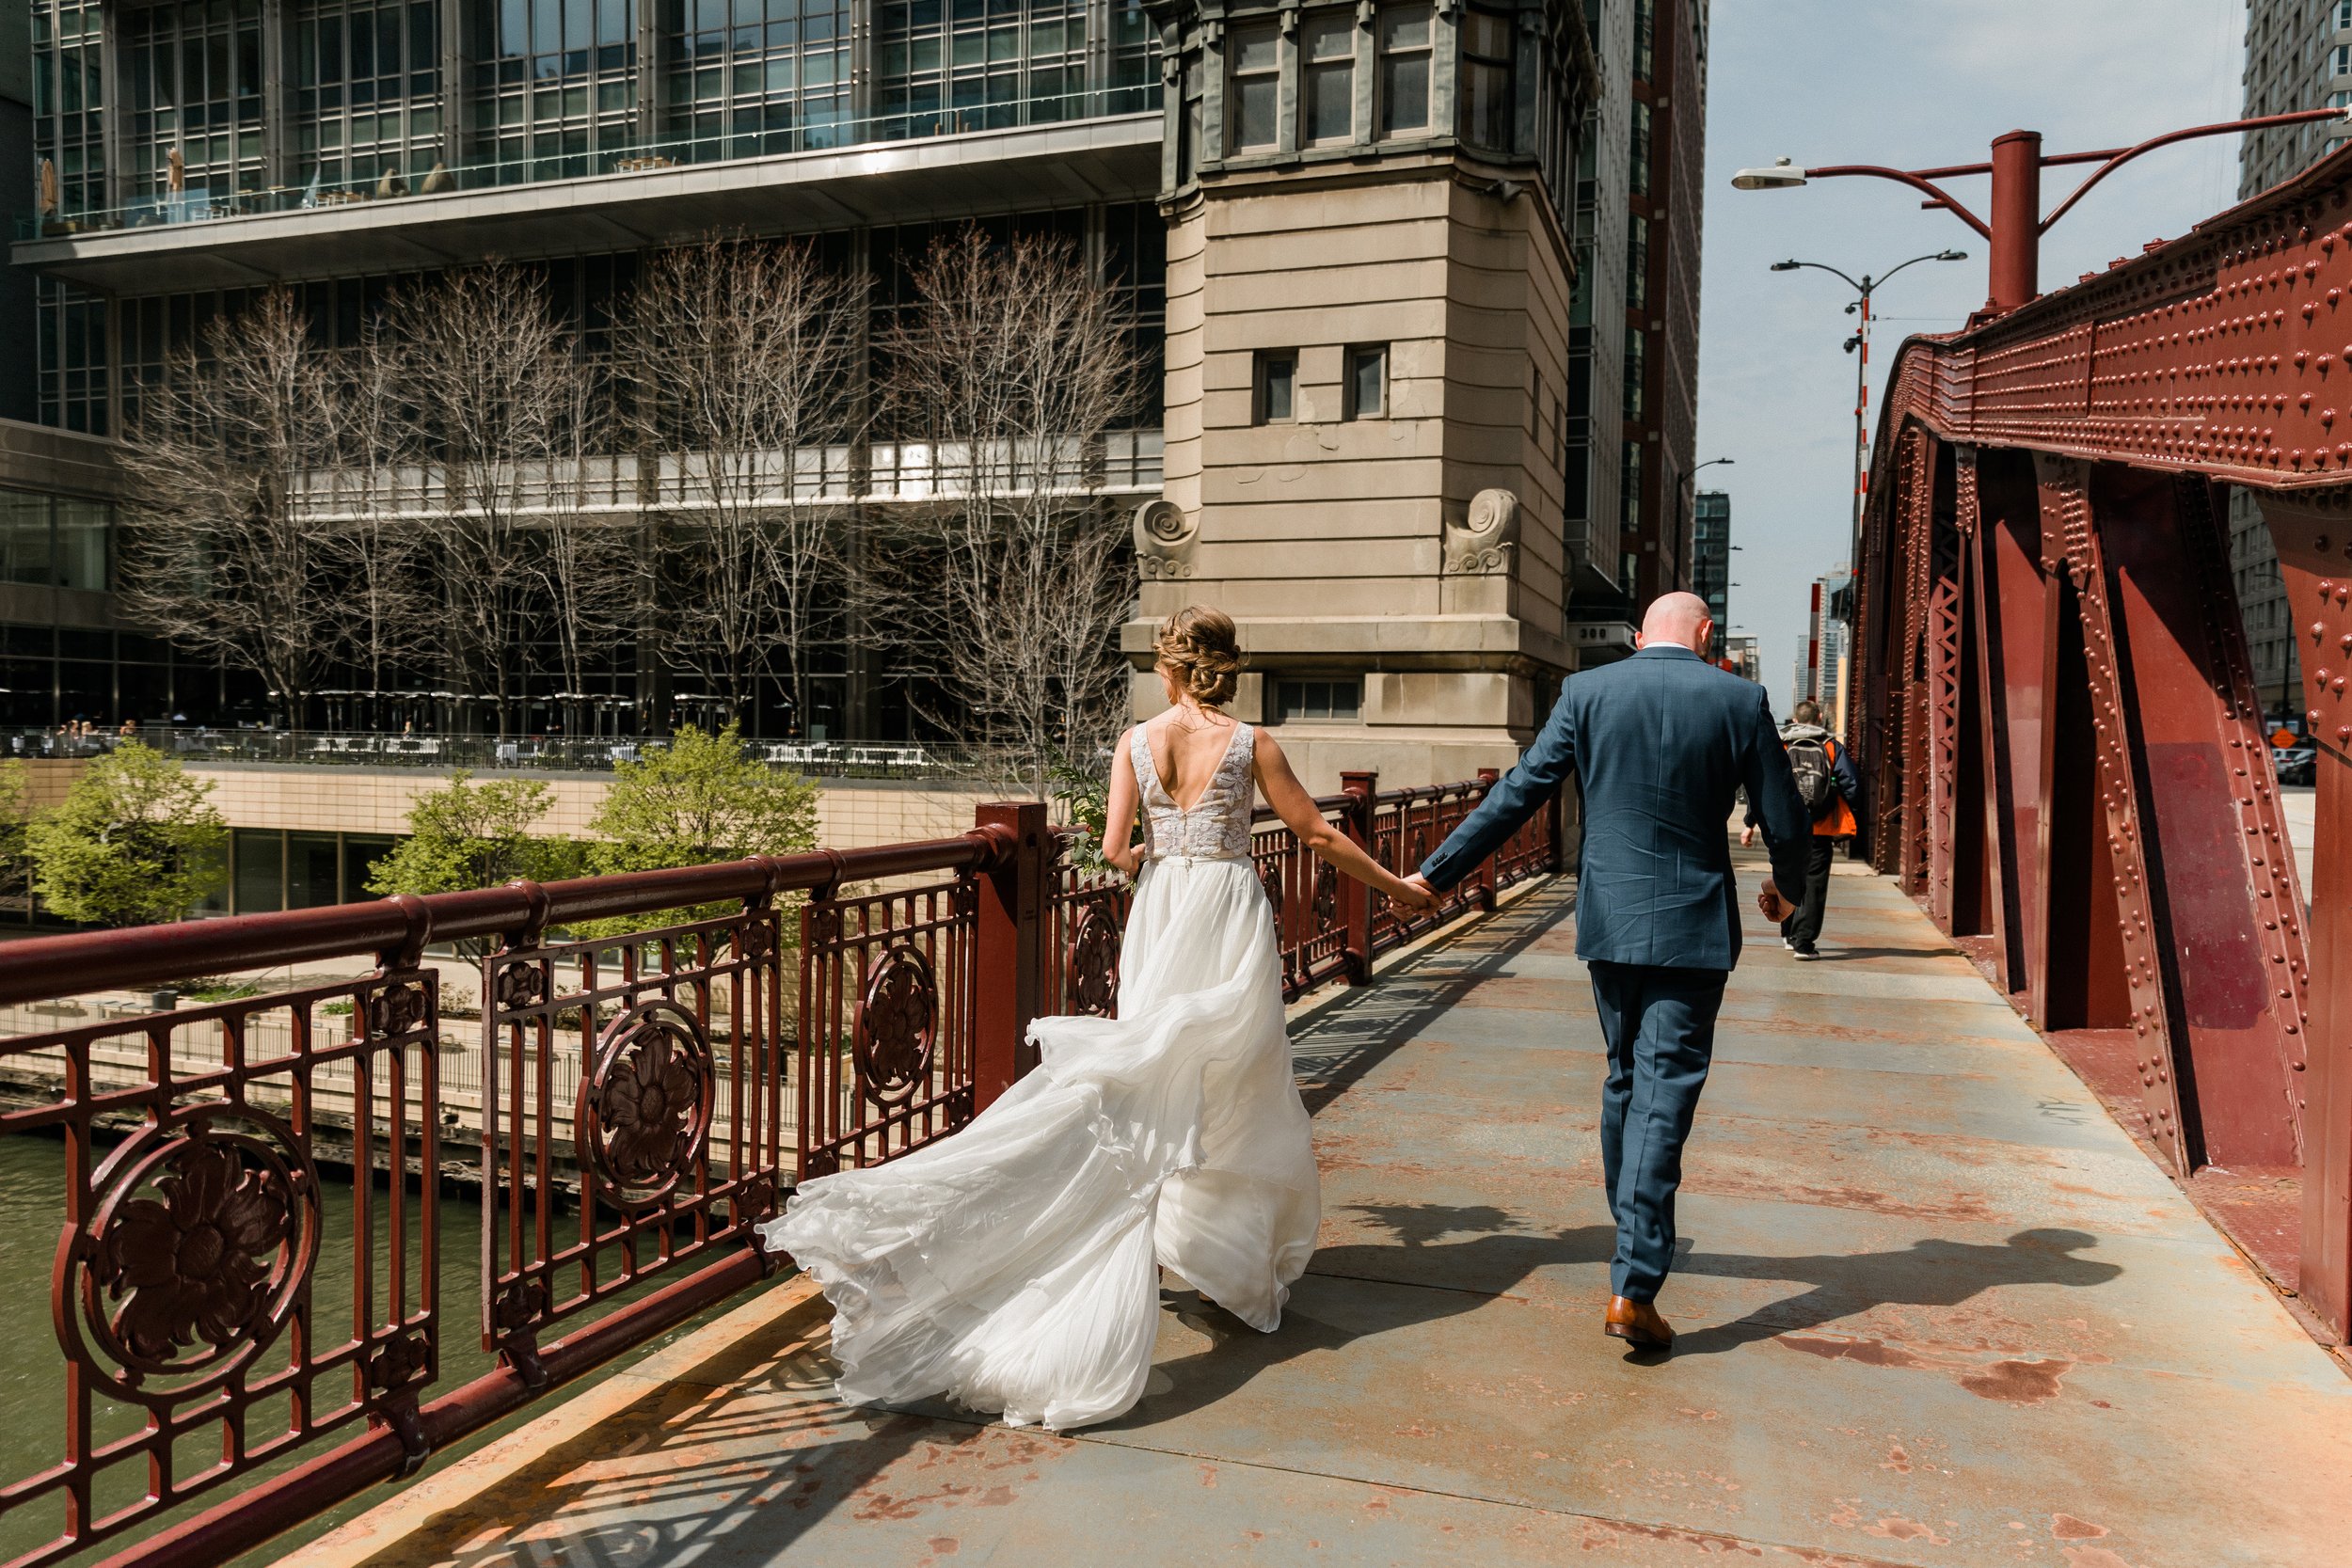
[1637,592,1714,656]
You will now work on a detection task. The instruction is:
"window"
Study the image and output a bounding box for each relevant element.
[1632,0,1653,79]
[1620,441,1642,530]
[1230,21,1279,150]
[2336,42,2352,76]
[1458,5,1512,150]
[1279,679,1359,721]
[1626,218,1648,311]
[1629,99,1651,195]
[1344,343,1387,419]
[1623,327,1645,420]
[2336,0,2351,32]
[1377,3,1431,136]
[1301,10,1354,143]
[1255,350,1296,422]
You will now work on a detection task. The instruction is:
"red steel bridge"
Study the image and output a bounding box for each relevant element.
[1848,127,2352,1344]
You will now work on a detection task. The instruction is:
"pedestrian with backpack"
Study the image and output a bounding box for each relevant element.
[1741,699,1859,959]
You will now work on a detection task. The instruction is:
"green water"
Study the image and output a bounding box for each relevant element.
[0,1134,753,1567]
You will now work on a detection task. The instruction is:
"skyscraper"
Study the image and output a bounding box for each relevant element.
[1691,484,1728,656]
[1559,0,1708,658]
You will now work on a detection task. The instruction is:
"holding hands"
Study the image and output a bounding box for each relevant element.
[1391,871,1441,912]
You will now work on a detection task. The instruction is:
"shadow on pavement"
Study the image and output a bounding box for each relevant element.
[1113,1206,2123,1424]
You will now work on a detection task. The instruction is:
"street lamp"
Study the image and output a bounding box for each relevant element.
[1732,106,2352,315]
[1770,250,1964,572]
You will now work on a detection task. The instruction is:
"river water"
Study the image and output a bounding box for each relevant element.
[0,1133,750,1567]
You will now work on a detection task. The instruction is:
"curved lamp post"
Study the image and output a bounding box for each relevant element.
[1731,107,2352,316]
[1770,250,1964,555]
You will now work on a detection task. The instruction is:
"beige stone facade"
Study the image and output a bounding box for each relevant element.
[1135,156,1579,793]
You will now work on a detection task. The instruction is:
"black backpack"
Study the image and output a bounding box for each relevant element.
[1788,736,1839,820]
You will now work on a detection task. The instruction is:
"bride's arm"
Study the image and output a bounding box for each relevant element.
[1253,733,1438,911]
[1101,728,1145,877]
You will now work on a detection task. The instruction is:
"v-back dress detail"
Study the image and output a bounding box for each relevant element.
[758,721,1320,1433]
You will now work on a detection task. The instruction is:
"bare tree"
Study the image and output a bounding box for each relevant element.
[879,228,1145,798]
[322,311,433,722]
[116,288,341,732]
[617,235,862,731]
[389,263,578,736]
[529,354,639,736]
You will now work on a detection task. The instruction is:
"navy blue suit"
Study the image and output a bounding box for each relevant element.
[1421,644,1811,1302]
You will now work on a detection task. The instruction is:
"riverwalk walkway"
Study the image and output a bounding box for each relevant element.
[290,858,2352,1568]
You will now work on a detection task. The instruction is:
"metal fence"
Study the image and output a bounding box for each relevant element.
[0,779,1558,1568]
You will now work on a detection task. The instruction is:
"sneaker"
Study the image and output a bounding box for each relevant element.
[1791,943,1820,961]
[1782,936,1796,950]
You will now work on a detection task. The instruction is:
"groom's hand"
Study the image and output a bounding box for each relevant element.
[1757,879,1794,924]
[1396,872,1439,911]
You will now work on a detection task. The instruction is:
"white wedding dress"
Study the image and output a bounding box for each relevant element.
[758,722,1320,1432]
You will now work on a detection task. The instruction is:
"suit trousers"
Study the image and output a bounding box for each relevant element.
[1588,960,1727,1302]
[1779,836,1838,949]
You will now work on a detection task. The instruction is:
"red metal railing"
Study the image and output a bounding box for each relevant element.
[0,782,1558,1568]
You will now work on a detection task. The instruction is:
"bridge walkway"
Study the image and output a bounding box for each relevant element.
[290,861,2352,1568]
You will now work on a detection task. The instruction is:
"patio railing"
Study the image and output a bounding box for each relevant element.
[0,776,1558,1568]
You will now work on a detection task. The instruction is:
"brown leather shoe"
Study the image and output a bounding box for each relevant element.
[1604,1295,1674,1350]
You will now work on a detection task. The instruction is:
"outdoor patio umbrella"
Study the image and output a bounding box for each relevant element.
[37,158,56,216]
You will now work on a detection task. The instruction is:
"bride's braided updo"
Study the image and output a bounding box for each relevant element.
[1154,605,1244,709]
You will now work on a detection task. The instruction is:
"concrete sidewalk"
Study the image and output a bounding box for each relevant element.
[292,863,2352,1568]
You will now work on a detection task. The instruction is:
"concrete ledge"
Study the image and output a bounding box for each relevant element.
[280,1272,827,1568]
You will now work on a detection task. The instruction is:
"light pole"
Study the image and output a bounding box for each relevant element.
[1730,106,2352,316]
[1769,252,1964,561]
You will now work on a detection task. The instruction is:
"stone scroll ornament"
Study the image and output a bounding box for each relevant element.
[576,999,716,1209]
[61,1105,322,1402]
[1134,499,1200,580]
[1444,488,1521,574]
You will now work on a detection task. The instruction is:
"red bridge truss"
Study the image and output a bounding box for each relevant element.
[1857,142,2352,1340]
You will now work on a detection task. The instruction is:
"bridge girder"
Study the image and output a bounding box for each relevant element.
[1859,144,2352,1339]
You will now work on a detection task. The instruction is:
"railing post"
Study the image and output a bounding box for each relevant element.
[1473,768,1502,911]
[1341,769,1377,984]
[972,800,1048,1111]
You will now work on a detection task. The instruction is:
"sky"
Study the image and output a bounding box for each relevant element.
[1695,0,2249,702]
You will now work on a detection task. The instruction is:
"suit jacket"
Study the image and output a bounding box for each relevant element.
[1421,644,1813,970]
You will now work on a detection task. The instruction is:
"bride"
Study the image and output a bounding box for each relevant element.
[759,605,1437,1432]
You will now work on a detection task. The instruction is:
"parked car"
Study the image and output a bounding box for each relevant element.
[2273,742,2317,786]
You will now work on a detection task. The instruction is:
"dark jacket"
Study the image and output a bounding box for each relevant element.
[1420,644,1813,970]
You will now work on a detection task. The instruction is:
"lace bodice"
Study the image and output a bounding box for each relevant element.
[1133,721,1256,863]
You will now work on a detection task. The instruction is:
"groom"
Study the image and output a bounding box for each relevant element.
[1402,592,1811,1350]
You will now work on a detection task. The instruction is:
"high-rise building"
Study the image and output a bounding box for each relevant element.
[6,0,1692,786]
[1722,630,1757,683]
[1,0,34,424]
[2232,0,2352,720]
[1560,0,1708,657]
[1796,562,1851,731]
[1691,484,1727,655]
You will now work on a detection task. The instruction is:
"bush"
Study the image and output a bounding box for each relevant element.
[366,772,584,956]
[28,743,227,927]
[574,723,819,940]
